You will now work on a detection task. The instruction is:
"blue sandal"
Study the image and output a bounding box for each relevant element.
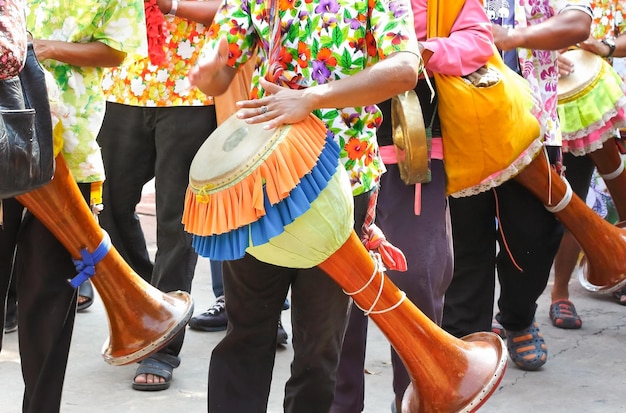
[549,299,582,329]
[506,318,547,371]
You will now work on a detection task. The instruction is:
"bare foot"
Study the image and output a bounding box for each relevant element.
[134,373,167,385]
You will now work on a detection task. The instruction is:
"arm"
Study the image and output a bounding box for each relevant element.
[157,0,220,26]
[235,50,421,129]
[493,8,591,52]
[421,0,494,76]
[578,31,626,59]
[31,39,126,68]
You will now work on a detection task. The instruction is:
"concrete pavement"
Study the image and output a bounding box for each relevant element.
[1,183,626,413]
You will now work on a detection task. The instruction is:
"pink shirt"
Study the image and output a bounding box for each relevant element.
[412,0,495,76]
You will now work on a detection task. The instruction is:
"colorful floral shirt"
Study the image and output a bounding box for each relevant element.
[102,9,212,107]
[0,0,27,79]
[513,0,593,146]
[203,0,419,196]
[26,0,146,183]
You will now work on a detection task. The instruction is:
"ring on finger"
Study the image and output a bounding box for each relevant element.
[259,105,269,114]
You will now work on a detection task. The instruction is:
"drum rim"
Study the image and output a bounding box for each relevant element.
[557,49,604,102]
[189,123,291,194]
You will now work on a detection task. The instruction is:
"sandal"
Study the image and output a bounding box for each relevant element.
[549,299,582,329]
[491,319,506,339]
[132,357,174,391]
[77,279,94,312]
[613,286,626,306]
[506,318,547,371]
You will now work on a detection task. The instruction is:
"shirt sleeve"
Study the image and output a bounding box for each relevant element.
[420,0,495,76]
[205,0,257,70]
[369,0,420,59]
[92,0,148,58]
[555,1,593,18]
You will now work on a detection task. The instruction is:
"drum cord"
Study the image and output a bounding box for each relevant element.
[342,252,407,316]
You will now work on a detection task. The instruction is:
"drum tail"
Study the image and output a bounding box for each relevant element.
[16,155,194,366]
[319,231,507,413]
[513,150,626,294]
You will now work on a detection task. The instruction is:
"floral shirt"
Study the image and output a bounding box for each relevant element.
[203,0,419,196]
[513,0,593,146]
[26,0,146,183]
[0,0,27,79]
[102,10,212,107]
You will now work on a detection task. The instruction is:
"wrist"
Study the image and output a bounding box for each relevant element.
[167,0,178,16]
[601,38,615,58]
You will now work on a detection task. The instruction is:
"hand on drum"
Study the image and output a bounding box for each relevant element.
[556,53,575,77]
[235,77,314,130]
[574,35,609,57]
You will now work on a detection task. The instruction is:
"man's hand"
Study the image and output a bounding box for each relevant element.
[234,77,313,129]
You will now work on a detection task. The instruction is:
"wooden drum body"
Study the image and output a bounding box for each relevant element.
[183,114,507,412]
[16,155,193,365]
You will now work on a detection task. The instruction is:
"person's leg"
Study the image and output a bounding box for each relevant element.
[15,184,90,413]
[329,303,368,413]
[284,266,351,413]
[208,255,292,413]
[550,153,594,328]
[189,260,228,332]
[210,260,224,298]
[134,105,217,388]
[442,190,498,338]
[286,189,370,413]
[0,198,24,340]
[97,102,156,281]
[377,161,453,407]
[495,177,563,370]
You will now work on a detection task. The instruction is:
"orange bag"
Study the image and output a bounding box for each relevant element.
[428,0,542,196]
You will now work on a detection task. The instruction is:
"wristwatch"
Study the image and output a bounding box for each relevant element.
[601,38,616,58]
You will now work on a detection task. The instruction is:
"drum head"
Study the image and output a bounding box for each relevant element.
[557,49,603,101]
[190,114,288,191]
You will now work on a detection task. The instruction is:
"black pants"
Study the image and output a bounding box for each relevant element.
[208,190,371,413]
[443,159,564,336]
[97,102,217,364]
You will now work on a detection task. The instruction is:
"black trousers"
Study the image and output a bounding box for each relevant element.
[208,190,372,413]
[97,102,217,363]
[12,184,91,413]
[443,160,564,336]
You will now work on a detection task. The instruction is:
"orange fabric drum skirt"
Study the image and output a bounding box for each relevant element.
[182,113,352,263]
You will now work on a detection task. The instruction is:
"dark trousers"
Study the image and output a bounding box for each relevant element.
[0,198,23,348]
[97,102,217,363]
[331,161,453,412]
[9,184,91,413]
[443,174,564,336]
[208,190,372,413]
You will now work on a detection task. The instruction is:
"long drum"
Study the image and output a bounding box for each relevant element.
[183,113,507,412]
[16,155,194,365]
[557,49,626,289]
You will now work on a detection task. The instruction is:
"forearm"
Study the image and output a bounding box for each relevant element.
[612,33,626,58]
[157,0,220,26]
[32,39,126,68]
[500,10,591,51]
[303,51,420,110]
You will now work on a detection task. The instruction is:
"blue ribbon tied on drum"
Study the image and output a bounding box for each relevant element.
[69,231,112,288]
